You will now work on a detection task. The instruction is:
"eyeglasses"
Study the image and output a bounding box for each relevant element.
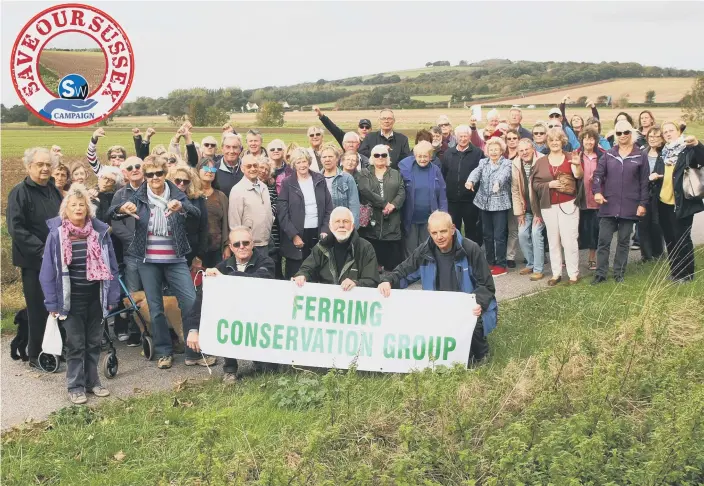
[201,166,218,173]
[549,114,561,119]
[242,164,258,169]
[125,164,141,172]
[203,143,217,148]
[269,148,283,152]
[145,171,165,179]
[174,178,190,186]
[616,130,632,136]
[373,153,389,159]
[506,137,519,141]
[309,133,322,138]
[532,132,546,136]
[358,125,371,130]
[230,240,251,248]
[109,154,125,159]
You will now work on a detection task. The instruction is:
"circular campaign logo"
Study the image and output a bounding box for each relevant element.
[10,3,134,127]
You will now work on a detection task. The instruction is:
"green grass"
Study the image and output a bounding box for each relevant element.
[411,95,452,103]
[2,256,703,484]
[363,65,476,80]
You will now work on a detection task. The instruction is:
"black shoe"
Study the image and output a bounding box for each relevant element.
[506,260,516,269]
[614,275,625,283]
[126,333,141,347]
[28,357,40,369]
[591,276,607,285]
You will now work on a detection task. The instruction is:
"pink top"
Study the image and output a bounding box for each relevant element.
[581,152,599,210]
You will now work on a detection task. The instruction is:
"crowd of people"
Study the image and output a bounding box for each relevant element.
[6,102,703,404]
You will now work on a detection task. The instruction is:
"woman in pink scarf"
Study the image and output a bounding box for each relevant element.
[39,184,120,405]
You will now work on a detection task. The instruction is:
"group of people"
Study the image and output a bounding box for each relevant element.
[7,102,703,404]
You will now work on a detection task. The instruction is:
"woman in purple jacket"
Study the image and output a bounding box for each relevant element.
[39,184,120,405]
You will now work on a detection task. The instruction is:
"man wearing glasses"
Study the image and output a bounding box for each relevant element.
[305,126,324,172]
[359,109,411,170]
[547,107,580,151]
[314,105,372,146]
[86,127,128,175]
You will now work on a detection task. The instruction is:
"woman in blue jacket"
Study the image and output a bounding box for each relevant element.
[39,184,120,405]
[399,141,448,256]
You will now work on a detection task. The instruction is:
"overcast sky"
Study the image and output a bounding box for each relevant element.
[2,1,703,107]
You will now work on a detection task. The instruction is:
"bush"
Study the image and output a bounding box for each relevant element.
[683,76,704,122]
[256,101,285,127]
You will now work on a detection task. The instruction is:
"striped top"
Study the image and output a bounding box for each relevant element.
[267,182,280,248]
[68,239,99,296]
[145,209,186,263]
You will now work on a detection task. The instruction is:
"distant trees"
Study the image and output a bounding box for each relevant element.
[458,60,468,66]
[425,61,451,67]
[682,76,704,122]
[0,103,29,123]
[596,95,610,106]
[613,94,630,108]
[645,90,656,103]
[577,96,588,105]
[257,102,285,127]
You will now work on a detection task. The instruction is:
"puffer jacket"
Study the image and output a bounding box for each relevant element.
[357,167,406,241]
[109,180,200,260]
[39,217,120,318]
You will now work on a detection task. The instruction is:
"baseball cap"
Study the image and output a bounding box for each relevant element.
[548,108,562,116]
[436,115,451,126]
[201,136,218,146]
[358,118,371,128]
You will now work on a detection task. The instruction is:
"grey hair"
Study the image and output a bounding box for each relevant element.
[59,183,97,221]
[413,140,434,156]
[486,136,507,154]
[343,132,360,143]
[454,124,471,136]
[290,148,312,167]
[229,226,253,242]
[22,147,54,169]
[222,133,242,147]
[330,206,355,225]
[486,109,500,121]
[99,166,124,186]
[267,138,286,151]
[246,129,263,140]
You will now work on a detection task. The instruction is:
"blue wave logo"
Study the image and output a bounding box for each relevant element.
[39,74,97,120]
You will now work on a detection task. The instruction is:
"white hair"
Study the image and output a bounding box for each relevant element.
[413,140,434,156]
[330,206,355,225]
[59,184,97,220]
[99,166,124,186]
[22,147,54,169]
[343,132,361,143]
[487,109,500,121]
[229,226,253,242]
[454,124,471,136]
[370,144,389,155]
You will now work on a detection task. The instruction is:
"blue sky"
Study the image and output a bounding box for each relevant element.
[2,1,703,106]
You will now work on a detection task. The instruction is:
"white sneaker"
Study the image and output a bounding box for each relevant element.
[117,333,129,342]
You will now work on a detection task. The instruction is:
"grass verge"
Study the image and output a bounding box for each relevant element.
[2,257,704,484]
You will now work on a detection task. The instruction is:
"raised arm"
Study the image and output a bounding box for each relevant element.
[314,107,345,147]
[86,127,105,174]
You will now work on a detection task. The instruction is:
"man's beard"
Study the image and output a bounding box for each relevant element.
[333,230,350,242]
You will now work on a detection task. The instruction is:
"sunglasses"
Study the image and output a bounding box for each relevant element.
[373,153,389,159]
[309,133,322,138]
[358,125,371,130]
[549,114,561,119]
[203,143,217,148]
[230,240,251,248]
[109,154,125,159]
[616,130,632,136]
[533,131,546,136]
[125,164,141,172]
[145,171,165,179]
[507,137,519,141]
[174,178,190,186]
[269,147,283,152]
[547,125,559,129]
[242,163,258,169]
[201,166,218,173]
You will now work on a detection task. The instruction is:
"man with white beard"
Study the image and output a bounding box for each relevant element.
[292,207,380,290]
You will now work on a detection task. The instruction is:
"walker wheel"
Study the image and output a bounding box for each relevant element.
[38,352,60,373]
[102,351,119,378]
[142,335,154,361]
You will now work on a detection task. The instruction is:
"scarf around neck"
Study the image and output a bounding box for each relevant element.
[147,183,171,237]
[662,136,686,166]
[61,219,112,281]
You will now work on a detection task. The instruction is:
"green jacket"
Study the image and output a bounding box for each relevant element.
[357,167,406,241]
[296,230,380,287]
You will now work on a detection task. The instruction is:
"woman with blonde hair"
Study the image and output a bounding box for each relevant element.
[70,161,89,186]
[530,127,583,285]
[168,165,208,272]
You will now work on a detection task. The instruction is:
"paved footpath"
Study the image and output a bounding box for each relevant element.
[3,214,704,430]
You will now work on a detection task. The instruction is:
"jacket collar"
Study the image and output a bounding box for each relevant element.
[418,229,467,261]
[223,250,262,273]
[219,158,240,174]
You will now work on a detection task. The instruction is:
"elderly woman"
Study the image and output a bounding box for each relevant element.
[52,163,70,197]
[196,157,229,268]
[39,184,119,404]
[341,151,361,180]
[111,155,199,369]
[70,161,89,186]
[320,145,361,228]
[399,141,447,256]
[268,139,294,195]
[278,148,333,279]
[466,137,513,276]
[257,158,283,278]
[651,121,704,282]
[86,127,127,175]
[637,127,665,263]
[168,165,209,273]
[94,166,123,223]
[530,127,584,285]
[358,144,406,271]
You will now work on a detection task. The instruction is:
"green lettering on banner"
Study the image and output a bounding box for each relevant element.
[429,336,441,360]
[360,332,373,357]
[259,323,272,348]
[346,299,353,323]
[369,301,382,327]
[332,299,345,323]
[232,321,244,345]
[325,329,337,353]
[217,319,229,344]
[301,327,314,351]
[354,301,367,325]
[305,296,317,321]
[273,325,284,350]
[383,334,395,358]
[442,337,456,360]
[345,330,359,356]
[245,322,258,347]
[312,328,324,353]
[397,334,410,359]
[412,335,426,360]
[318,297,331,323]
[286,326,298,351]
[292,295,304,319]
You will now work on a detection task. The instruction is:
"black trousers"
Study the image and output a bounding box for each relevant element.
[448,201,482,246]
[284,228,319,279]
[468,319,489,363]
[639,203,664,261]
[21,268,49,359]
[658,202,695,280]
[368,239,402,271]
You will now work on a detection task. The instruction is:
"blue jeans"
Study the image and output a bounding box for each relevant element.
[518,213,545,273]
[138,261,196,357]
[481,209,508,267]
[123,255,143,293]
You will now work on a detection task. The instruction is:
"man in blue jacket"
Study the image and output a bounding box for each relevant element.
[378,211,497,364]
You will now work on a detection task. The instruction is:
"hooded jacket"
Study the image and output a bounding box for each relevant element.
[592,145,650,220]
[382,230,498,335]
[39,217,120,317]
[296,230,380,287]
[6,177,63,270]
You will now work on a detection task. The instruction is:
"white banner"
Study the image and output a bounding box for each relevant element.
[199,276,476,373]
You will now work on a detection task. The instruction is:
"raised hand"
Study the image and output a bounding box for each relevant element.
[146,127,156,140]
[93,127,106,139]
[132,127,141,138]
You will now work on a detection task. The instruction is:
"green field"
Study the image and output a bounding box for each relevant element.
[411,95,452,103]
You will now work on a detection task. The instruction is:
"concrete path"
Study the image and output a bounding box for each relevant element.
[3,214,704,430]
